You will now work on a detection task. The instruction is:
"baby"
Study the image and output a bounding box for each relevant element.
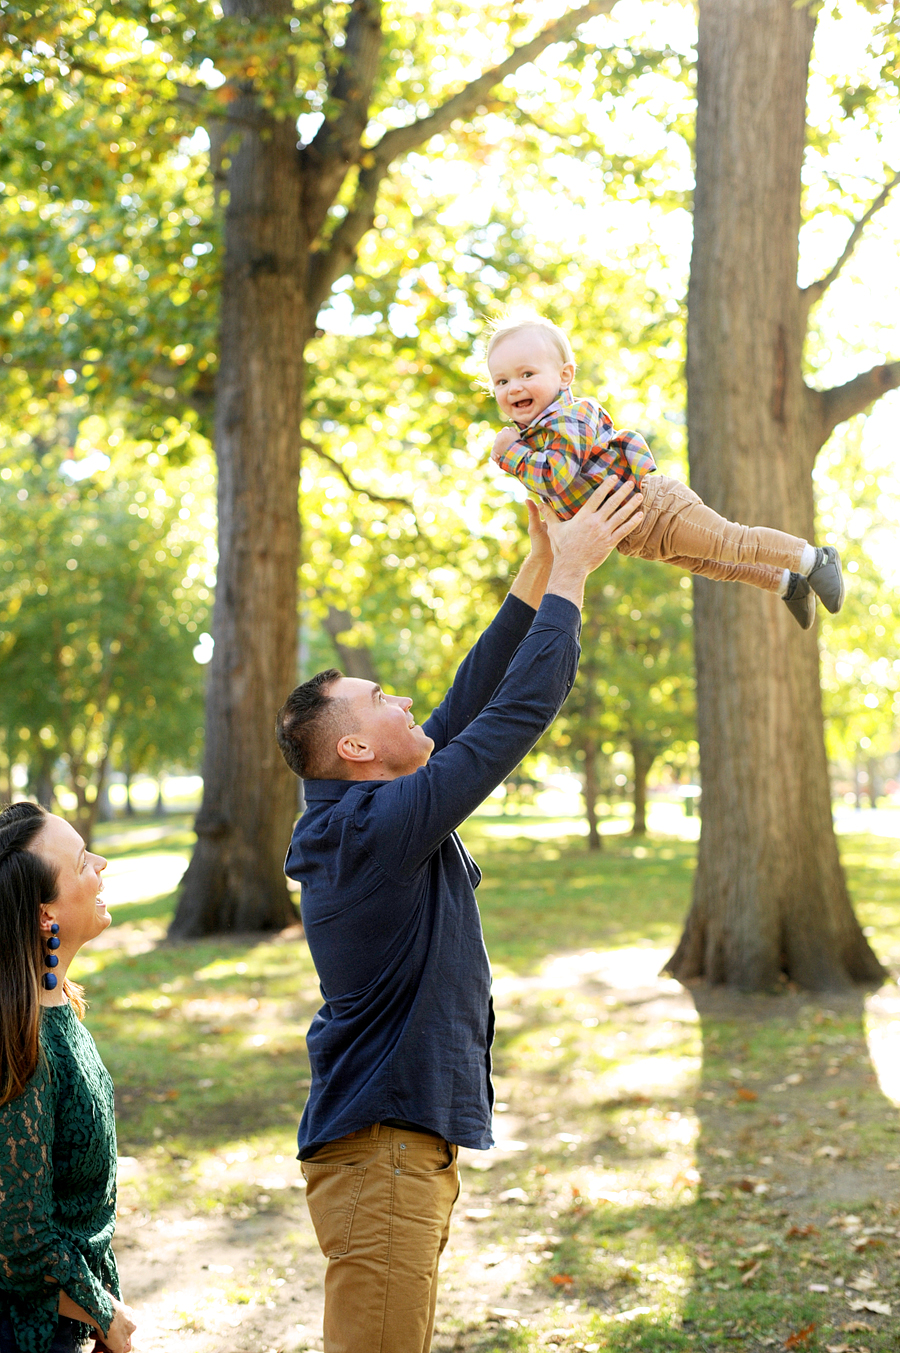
[487,315,843,629]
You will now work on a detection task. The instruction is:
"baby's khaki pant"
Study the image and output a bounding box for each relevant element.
[618,474,807,592]
[301,1123,460,1353]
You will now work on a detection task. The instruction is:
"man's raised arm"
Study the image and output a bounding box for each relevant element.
[366,480,644,877]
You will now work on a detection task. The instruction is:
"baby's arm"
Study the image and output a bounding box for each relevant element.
[491,427,519,464]
[492,419,587,499]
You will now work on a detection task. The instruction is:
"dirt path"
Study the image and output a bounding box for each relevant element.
[114,947,900,1352]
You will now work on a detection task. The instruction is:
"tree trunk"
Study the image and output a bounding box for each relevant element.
[630,738,654,837]
[666,0,883,991]
[155,772,166,818]
[323,607,380,682]
[124,769,135,817]
[169,34,301,936]
[582,738,602,851]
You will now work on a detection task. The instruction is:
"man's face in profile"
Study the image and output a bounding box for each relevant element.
[330,677,434,779]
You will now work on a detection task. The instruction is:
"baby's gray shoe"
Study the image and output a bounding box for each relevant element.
[808,546,845,614]
[783,573,815,630]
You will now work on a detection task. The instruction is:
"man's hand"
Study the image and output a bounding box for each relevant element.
[545,480,644,609]
[509,500,553,609]
[491,427,518,464]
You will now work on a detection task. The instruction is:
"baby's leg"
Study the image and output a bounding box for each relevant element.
[663,555,785,593]
[635,475,807,575]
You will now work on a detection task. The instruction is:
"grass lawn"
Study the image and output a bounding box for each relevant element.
[79,813,900,1352]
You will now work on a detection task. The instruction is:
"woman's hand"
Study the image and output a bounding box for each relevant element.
[90,1297,137,1353]
[60,1290,136,1353]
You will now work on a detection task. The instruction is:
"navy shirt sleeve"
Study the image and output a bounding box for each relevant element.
[354,593,580,880]
[421,592,538,753]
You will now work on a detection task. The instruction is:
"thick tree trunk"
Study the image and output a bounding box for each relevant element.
[170,55,301,936]
[666,0,883,991]
[582,738,602,851]
[630,738,654,837]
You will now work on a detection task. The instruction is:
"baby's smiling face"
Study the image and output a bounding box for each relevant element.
[488,328,575,426]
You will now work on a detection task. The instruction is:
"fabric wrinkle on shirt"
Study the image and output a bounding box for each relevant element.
[494,386,657,520]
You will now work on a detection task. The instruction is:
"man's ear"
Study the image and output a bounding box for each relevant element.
[559,361,576,390]
[336,735,376,765]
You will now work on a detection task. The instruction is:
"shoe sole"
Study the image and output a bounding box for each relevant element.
[809,549,844,614]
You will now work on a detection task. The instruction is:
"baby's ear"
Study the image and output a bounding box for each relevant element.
[559,361,576,388]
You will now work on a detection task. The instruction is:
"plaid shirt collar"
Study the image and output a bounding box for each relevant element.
[516,386,576,431]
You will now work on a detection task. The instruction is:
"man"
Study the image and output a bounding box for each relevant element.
[275,482,642,1353]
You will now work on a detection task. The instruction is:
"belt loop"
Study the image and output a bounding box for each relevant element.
[369,1122,381,1140]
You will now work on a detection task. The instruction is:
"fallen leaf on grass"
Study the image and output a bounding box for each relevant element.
[841,1321,873,1332]
[550,1274,574,1288]
[847,1275,878,1292]
[498,1187,529,1203]
[815,1145,844,1159]
[851,1237,884,1252]
[741,1260,762,1284]
[847,1300,891,1316]
[784,1323,816,1349]
[785,1073,804,1085]
[787,1225,818,1238]
[736,1087,759,1102]
[463,1208,493,1221]
[825,1345,850,1352]
[808,1283,829,1293]
[884,1161,900,1171]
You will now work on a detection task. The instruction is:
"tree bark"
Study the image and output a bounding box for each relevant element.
[630,738,654,837]
[170,21,303,935]
[665,0,884,992]
[168,0,626,935]
[582,737,603,852]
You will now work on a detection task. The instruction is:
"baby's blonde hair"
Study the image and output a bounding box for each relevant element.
[484,312,575,369]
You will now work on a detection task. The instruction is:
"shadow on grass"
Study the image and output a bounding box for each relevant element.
[76,820,900,1351]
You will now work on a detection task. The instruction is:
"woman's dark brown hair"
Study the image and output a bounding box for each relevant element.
[0,802,84,1105]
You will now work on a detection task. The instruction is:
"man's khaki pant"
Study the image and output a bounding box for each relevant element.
[618,474,807,592]
[301,1124,460,1353]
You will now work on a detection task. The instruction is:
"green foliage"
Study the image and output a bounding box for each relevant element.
[0,437,212,827]
[816,420,900,764]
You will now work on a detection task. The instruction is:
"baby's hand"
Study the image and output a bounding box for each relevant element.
[491,427,518,465]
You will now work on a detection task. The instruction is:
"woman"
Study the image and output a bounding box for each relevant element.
[0,803,136,1353]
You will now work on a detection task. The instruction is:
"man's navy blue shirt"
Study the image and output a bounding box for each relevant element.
[286,592,581,1158]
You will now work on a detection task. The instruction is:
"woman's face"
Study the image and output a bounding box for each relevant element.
[32,815,110,952]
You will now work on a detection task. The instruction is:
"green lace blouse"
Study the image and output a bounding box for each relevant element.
[0,1002,119,1353]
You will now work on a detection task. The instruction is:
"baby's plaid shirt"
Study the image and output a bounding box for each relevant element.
[494,387,656,520]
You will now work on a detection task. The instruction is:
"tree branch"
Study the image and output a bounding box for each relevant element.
[301,0,385,242]
[372,0,615,165]
[809,360,900,448]
[305,0,615,316]
[305,162,382,319]
[300,437,415,510]
[802,169,900,311]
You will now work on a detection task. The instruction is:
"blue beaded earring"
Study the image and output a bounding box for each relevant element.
[43,922,60,990]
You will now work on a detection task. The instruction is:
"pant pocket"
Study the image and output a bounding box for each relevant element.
[301,1161,367,1258]
[397,1141,457,1175]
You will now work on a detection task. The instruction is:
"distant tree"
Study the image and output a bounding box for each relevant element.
[545,552,695,847]
[0,446,210,846]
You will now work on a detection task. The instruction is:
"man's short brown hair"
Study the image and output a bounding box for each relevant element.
[275,669,354,780]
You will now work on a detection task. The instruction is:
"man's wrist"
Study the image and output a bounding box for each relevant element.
[545,559,588,610]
